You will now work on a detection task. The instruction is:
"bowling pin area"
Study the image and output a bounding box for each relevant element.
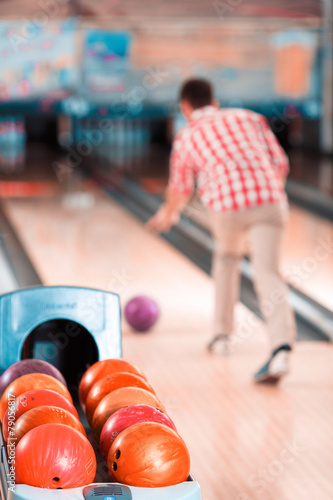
[74,118,151,167]
[0,116,26,174]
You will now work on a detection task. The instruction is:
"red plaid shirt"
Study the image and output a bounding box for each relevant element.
[169,106,288,212]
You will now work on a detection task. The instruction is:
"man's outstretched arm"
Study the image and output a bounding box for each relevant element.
[147,128,195,234]
[146,188,191,234]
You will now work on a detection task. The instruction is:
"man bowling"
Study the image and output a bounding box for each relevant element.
[147,78,296,383]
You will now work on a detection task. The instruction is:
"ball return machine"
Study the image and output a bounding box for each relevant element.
[0,286,202,500]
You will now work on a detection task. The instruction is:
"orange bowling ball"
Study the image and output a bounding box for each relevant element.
[0,373,72,422]
[79,359,147,412]
[92,387,166,441]
[2,389,78,443]
[100,404,177,463]
[107,422,190,487]
[9,406,86,448]
[85,371,155,426]
[14,424,96,489]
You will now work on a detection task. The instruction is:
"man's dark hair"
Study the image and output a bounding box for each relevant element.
[180,79,214,109]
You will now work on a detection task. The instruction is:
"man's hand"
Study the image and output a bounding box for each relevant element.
[146,189,191,234]
[280,173,287,187]
[146,204,180,234]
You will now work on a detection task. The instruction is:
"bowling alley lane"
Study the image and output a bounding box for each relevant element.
[2,187,333,500]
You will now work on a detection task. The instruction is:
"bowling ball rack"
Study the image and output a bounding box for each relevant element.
[0,286,202,500]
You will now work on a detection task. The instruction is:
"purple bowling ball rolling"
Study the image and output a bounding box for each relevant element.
[0,359,67,398]
[124,296,159,332]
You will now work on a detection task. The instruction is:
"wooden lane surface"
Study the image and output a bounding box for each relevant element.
[282,204,333,311]
[2,192,333,500]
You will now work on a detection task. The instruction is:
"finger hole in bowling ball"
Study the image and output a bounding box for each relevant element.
[52,477,60,484]
[112,462,118,471]
[115,450,121,459]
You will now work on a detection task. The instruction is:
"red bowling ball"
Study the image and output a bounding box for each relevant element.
[100,404,177,462]
[92,386,166,441]
[2,389,78,443]
[124,296,159,332]
[15,424,96,489]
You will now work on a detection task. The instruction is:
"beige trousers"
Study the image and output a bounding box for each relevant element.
[209,201,297,351]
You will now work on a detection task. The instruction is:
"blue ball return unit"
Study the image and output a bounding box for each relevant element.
[0,286,201,500]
